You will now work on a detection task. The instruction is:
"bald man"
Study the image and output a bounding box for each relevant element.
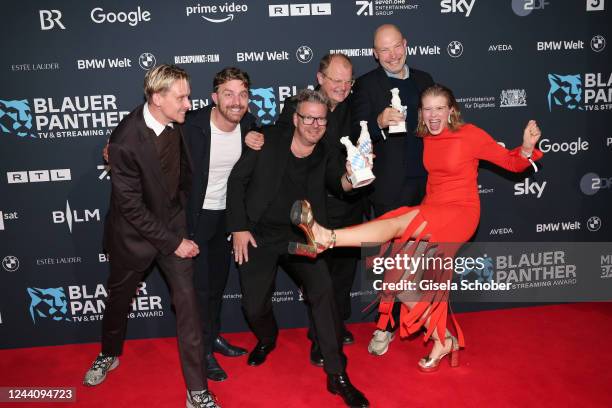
[351,24,435,355]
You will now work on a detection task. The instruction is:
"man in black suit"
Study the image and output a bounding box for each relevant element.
[184,67,261,382]
[351,24,434,356]
[275,54,365,363]
[83,65,219,408]
[227,89,369,408]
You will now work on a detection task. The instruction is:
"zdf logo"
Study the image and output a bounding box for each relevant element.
[39,10,65,30]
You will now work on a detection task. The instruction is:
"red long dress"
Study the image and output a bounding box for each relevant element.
[375,123,543,347]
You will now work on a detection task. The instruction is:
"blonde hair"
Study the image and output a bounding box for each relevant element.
[416,84,465,137]
[144,64,190,102]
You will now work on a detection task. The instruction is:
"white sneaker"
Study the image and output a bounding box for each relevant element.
[367,330,395,356]
[83,353,119,386]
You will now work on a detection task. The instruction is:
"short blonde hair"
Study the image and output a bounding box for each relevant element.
[416,84,465,137]
[143,64,190,102]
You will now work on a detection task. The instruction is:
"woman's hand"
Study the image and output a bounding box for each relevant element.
[522,120,541,156]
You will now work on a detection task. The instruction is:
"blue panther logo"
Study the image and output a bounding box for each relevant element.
[460,256,494,283]
[0,99,34,137]
[547,74,583,111]
[249,87,277,125]
[27,287,70,323]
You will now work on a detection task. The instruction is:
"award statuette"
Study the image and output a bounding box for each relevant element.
[389,88,407,134]
[340,136,375,188]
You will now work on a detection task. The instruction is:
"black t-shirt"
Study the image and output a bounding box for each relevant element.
[254,152,314,246]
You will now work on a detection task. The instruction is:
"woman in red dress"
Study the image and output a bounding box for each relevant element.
[289,84,543,371]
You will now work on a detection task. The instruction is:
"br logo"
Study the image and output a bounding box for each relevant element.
[27,287,70,323]
[547,74,583,111]
[459,256,494,283]
[0,99,34,137]
[249,87,277,125]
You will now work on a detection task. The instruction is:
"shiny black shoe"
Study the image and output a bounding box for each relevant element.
[213,336,248,357]
[247,342,275,366]
[342,328,355,345]
[206,354,228,382]
[327,373,369,408]
[310,342,324,367]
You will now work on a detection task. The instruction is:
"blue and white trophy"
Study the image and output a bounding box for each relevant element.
[340,132,375,188]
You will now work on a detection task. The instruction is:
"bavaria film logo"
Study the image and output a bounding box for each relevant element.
[249,88,278,125]
[0,100,34,137]
[547,73,612,111]
[28,287,70,323]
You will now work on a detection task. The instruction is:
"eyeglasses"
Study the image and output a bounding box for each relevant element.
[296,112,328,126]
[321,72,355,87]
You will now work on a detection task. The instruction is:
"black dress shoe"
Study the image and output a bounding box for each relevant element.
[247,342,275,366]
[342,328,355,345]
[327,373,369,408]
[213,336,248,357]
[310,342,324,367]
[206,354,228,382]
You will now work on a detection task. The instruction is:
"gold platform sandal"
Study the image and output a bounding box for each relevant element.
[287,200,335,258]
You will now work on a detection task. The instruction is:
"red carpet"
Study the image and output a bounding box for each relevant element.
[1,303,611,407]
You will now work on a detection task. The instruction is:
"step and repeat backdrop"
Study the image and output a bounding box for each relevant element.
[1,1,610,348]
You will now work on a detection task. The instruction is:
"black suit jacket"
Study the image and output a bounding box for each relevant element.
[275,93,365,228]
[182,105,256,236]
[103,104,192,270]
[351,66,434,206]
[226,125,344,233]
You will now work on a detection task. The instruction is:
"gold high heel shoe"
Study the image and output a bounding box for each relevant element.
[287,200,335,258]
[417,335,460,373]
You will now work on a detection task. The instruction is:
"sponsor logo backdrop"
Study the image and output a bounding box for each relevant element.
[0,0,610,348]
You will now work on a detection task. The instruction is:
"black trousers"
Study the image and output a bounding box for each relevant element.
[238,244,346,375]
[101,221,206,390]
[192,209,232,355]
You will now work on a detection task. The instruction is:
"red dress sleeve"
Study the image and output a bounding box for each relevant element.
[468,124,543,172]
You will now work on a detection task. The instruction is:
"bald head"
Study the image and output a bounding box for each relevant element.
[373,24,408,76]
[373,24,403,47]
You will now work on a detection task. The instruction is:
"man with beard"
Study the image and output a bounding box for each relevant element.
[273,54,365,366]
[351,24,434,356]
[84,64,219,408]
[227,89,369,408]
[184,67,263,382]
